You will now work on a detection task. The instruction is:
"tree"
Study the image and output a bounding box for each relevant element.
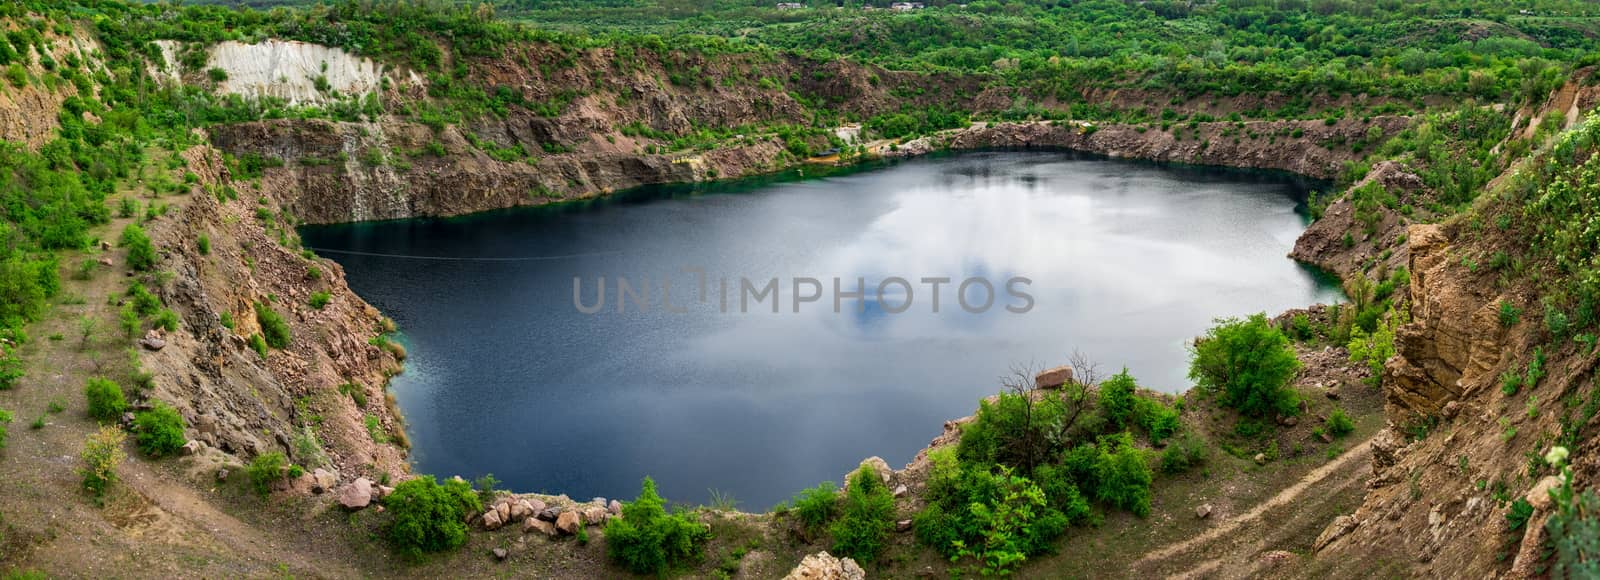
[120,224,156,272]
[605,477,710,574]
[1188,313,1301,418]
[386,475,481,559]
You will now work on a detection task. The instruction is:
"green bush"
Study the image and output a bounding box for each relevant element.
[248,333,267,357]
[197,234,210,255]
[1134,395,1180,445]
[605,476,711,575]
[951,465,1068,575]
[247,451,287,496]
[1092,432,1152,516]
[958,383,1089,473]
[132,402,187,457]
[1098,369,1136,429]
[120,223,157,272]
[1159,432,1209,474]
[790,481,838,535]
[1326,408,1355,437]
[830,465,896,564]
[386,475,482,559]
[1189,313,1301,418]
[308,291,331,309]
[0,408,11,450]
[84,377,126,421]
[0,346,21,390]
[254,301,291,349]
[1500,300,1522,328]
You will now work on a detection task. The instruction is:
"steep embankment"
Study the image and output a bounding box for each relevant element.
[1308,80,1600,578]
[185,38,1401,224]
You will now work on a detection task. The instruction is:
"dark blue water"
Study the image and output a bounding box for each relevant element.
[301,151,1340,508]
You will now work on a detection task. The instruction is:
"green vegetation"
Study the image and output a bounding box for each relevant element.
[83,377,126,421]
[120,224,157,272]
[1325,408,1355,438]
[788,481,838,537]
[1189,314,1301,418]
[308,290,331,309]
[132,402,187,457]
[605,476,711,575]
[385,474,483,560]
[385,475,482,559]
[830,465,896,564]
[0,408,11,450]
[254,301,292,349]
[80,426,126,505]
[247,451,287,496]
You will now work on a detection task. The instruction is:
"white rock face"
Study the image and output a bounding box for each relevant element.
[207,40,389,105]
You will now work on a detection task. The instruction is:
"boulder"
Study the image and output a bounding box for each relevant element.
[1278,415,1298,427]
[481,509,505,531]
[783,551,866,580]
[310,468,338,494]
[1314,515,1359,552]
[537,507,561,522]
[1254,453,1268,465]
[524,518,557,536]
[556,510,582,535]
[1325,387,1341,400]
[1527,475,1563,511]
[1034,366,1073,389]
[896,519,912,532]
[492,548,508,561]
[180,440,203,456]
[509,499,535,522]
[338,477,374,510]
[1196,504,1213,519]
[892,484,908,498]
[581,506,609,526]
[139,337,166,351]
[851,457,893,486]
[375,485,395,499]
[608,499,622,515]
[494,501,512,524]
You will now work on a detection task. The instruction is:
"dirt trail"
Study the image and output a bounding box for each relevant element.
[1134,438,1374,573]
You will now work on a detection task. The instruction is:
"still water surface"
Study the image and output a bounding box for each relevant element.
[301,151,1341,508]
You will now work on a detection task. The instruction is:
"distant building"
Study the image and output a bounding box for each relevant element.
[776,2,804,9]
[889,2,925,11]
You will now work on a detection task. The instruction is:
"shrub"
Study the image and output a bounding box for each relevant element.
[605,477,711,575]
[207,67,228,82]
[247,451,287,496]
[84,377,126,421]
[1189,313,1301,418]
[1500,300,1522,328]
[132,402,187,457]
[80,426,126,504]
[248,333,267,357]
[1326,408,1355,437]
[1159,432,1209,474]
[790,481,839,535]
[952,465,1067,575]
[120,224,157,271]
[831,465,896,564]
[309,291,331,309]
[1098,369,1136,429]
[0,346,21,390]
[254,302,291,349]
[386,475,481,559]
[197,235,210,255]
[1134,396,1180,445]
[1093,432,1152,516]
[0,408,11,450]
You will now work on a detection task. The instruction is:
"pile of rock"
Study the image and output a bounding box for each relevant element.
[508,497,623,538]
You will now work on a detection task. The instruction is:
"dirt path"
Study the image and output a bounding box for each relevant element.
[1134,438,1374,573]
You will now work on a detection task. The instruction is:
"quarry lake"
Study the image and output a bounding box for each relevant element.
[300,151,1342,508]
